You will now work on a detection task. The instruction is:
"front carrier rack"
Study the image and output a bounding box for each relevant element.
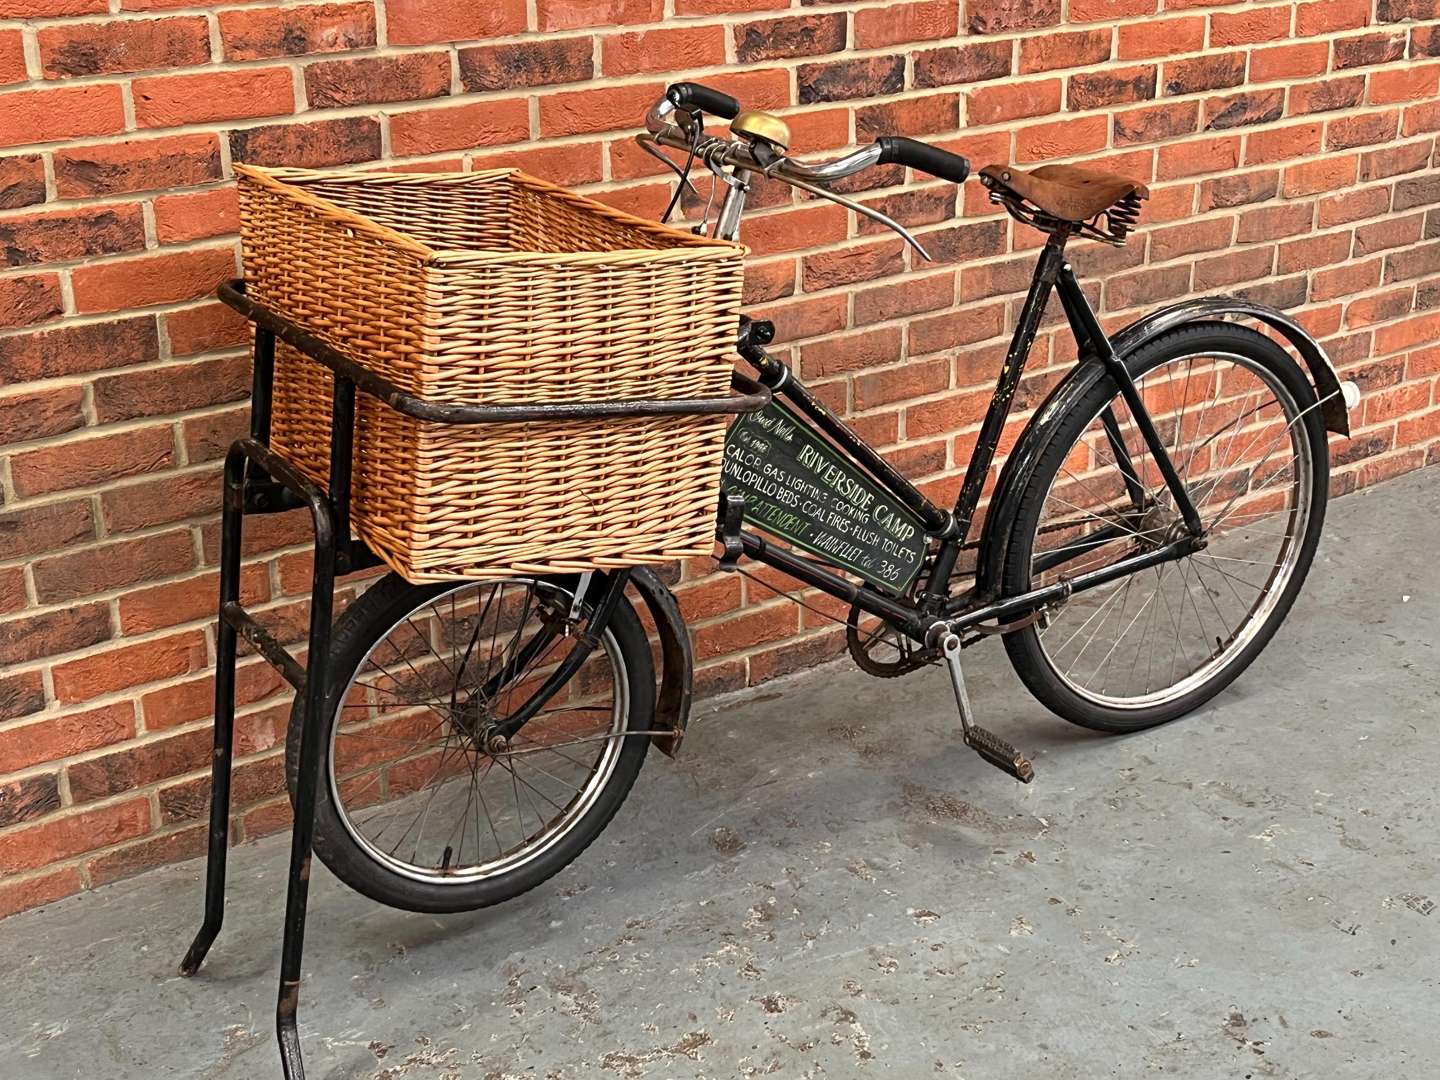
[178,279,770,1080]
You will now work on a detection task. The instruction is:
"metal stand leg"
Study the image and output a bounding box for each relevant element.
[179,444,248,977]
[274,497,336,1080]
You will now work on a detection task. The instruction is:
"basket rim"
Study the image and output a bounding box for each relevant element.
[234,163,749,265]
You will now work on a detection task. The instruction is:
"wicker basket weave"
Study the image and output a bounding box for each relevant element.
[235,164,747,583]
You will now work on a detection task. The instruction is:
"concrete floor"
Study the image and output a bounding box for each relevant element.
[3,466,1438,1080]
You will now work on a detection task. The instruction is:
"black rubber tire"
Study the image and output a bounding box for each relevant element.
[284,571,654,913]
[1000,322,1330,733]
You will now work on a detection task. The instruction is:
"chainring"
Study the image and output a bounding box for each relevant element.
[846,600,934,677]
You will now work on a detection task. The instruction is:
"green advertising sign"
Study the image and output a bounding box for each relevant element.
[722,399,928,594]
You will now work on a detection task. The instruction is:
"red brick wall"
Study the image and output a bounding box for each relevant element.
[2,0,1439,917]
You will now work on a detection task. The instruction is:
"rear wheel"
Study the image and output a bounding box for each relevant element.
[1001,322,1330,733]
[284,571,654,913]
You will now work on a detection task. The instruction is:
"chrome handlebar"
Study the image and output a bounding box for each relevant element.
[640,94,926,257]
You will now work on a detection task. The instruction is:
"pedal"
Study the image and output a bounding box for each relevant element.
[939,631,1036,784]
[964,726,1035,783]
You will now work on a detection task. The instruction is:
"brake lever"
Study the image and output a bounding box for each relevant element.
[782,173,934,261]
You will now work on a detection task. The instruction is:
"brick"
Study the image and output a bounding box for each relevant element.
[221,3,376,60]
[1370,63,1440,104]
[536,0,659,31]
[0,30,25,85]
[1071,0,1154,18]
[0,570,24,615]
[856,1,958,49]
[95,354,250,425]
[1395,174,1440,211]
[1347,288,1414,328]
[1415,25,1440,58]
[967,0,1059,34]
[0,273,63,329]
[1209,5,1290,46]
[1250,42,1330,82]
[922,219,1007,264]
[856,94,959,142]
[801,239,905,292]
[909,302,1006,355]
[1205,88,1285,130]
[38,17,209,78]
[0,0,105,14]
[1283,155,1358,197]
[1157,136,1241,179]
[54,134,221,199]
[1289,75,1365,116]
[1403,99,1440,135]
[1334,31,1407,69]
[0,866,82,921]
[913,42,1012,89]
[857,187,958,236]
[966,79,1059,125]
[0,602,108,665]
[0,315,158,383]
[52,626,207,703]
[744,205,847,257]
[1105,265,1192,311]
[1277,230,1352,273]
[1151,216,1234,262]
[160,752,285,825]
[1313,257,1380,300]
[1245,121,1323,164]
[0,799,150,876]
[1192,245,1275,289]
[1199,169,1279,210]
[0,774,60,831]
[1380,0,1440,22]
[1319,186,1392,227]
[1010,115,1106,161]
[11,424,175,499]
[0,155,44,210]
[0,501,93,562]
[799,326,902,379]
[853,272,955,327]
[476,142,605,187]
[133,68,295,128]
[602,28,724,77]
[142,658,285,730]
[0,203,145,267]
[1070,67,1157,110]
[538,83,664,137]
[458,41,586,94]
[1385,241,1440,283]
[0,670,45,722]
[85,824,207,887]
[1375,311,1440,354]
[306,53,450,108]
[798,56,905,104]
[1296,0,1370,35]
[1238,202,1314,242]
[152,186,240,245]
[1118,16,1205,59]
[1164,54,1247,96]
[735,14,845,62]
[119,563,267,634]
[0,384,84,443]
[904,387,993,438]
[0,84,125,147]
[71,244,236,314]
[0,703,134,776]
[1114,101,1200,146]
[1327,110,1400,151]
[69,727,213,803]
[181,406,248,464]
[229,116,381,168]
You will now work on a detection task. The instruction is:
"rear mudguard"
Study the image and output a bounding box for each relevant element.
[972,299,1357,598]
[628,567,693,758]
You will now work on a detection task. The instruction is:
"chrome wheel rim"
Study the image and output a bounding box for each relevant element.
[326,578,628,885]
[1028,351,1315,709]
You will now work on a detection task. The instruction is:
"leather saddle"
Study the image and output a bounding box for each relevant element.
[979,164,1149,223]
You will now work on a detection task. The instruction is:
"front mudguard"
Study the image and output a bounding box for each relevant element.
[628,567,693,758]
[972,299,1358,598]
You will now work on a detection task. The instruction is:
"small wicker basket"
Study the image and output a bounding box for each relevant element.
[235,164,747,583]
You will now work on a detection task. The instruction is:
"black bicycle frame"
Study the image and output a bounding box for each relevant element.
[735,229,1204,644]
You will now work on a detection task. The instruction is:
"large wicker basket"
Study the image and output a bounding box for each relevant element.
[235,164,747,583]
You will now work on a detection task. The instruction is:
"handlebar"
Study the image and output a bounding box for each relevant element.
[646,82,970,187]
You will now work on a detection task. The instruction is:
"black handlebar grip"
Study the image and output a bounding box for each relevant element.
[876,136,971,184]
[666,82,741,121]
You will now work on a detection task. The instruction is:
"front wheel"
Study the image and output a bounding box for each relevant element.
[284,571,654,913]
[1001,321,1330,733]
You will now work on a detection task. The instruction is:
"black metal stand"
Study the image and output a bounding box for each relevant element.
[178,280,768,1079]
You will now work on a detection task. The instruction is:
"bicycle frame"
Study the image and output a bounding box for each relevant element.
[727,224,1207,647]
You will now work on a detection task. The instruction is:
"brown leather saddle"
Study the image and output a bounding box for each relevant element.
[979,164,1149,242]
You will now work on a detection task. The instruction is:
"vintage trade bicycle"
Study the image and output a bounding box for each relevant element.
[182,82,1358,1077]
